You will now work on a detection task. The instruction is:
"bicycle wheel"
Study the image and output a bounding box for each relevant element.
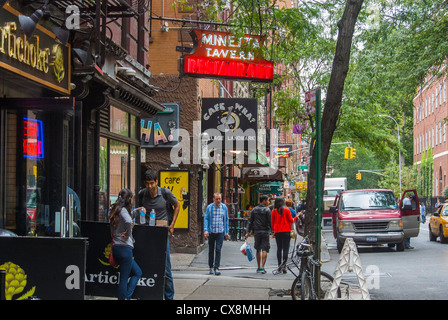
[290,274,302,300]
[300,270,314,300]
[291,271,341,300]
[318,271,341,300]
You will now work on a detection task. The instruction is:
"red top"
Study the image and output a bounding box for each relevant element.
[271,207,294,233]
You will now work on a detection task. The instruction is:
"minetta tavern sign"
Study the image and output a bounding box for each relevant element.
[182,29,274,83]
[0,6,70,94]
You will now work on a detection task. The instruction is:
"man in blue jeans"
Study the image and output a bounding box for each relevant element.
[204,193,229,275]
[137,170,180,300]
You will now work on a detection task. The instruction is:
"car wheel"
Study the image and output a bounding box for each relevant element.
[440,226,448,244]
[396,240,405,252]
[429,226,437,241]
[336,237,343,253]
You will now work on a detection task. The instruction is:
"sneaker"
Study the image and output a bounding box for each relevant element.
[209,268,214,274]
[260,268,267,274]
[214,269,221,276]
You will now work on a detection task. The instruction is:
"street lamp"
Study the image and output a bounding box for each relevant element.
[377,114,401,194]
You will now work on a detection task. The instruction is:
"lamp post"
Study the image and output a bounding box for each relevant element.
[378,114,401,194]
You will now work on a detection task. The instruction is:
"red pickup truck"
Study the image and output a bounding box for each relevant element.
[330,189,420,253]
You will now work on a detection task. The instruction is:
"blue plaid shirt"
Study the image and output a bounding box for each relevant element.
[204,202,229,234]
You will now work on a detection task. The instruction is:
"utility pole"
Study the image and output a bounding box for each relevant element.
[314,88,322,298]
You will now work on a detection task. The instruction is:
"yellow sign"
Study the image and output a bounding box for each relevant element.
[159,170,190,229]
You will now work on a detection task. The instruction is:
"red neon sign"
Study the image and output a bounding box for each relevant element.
[23,118,44,160]
[182,30,274,83]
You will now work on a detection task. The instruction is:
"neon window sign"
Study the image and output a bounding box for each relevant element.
[23,118,44,160]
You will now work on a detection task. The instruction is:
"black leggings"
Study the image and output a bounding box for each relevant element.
[275,232,291,266]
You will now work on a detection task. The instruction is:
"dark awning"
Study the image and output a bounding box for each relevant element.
[240,166,284,182]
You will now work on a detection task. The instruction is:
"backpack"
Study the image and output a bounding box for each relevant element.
[138,187,175,225]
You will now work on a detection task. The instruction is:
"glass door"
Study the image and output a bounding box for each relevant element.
[0,98,78,236]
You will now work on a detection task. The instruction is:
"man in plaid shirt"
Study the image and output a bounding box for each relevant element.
[204,193,229,275]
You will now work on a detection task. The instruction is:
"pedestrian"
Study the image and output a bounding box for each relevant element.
[286,198,296,218]
[435,198,442,209]
[204,193,229,275]
[245,195,271,274]
[137,169,180,300]
[109,188,142,300]
[271,197,294,273]
[402,194,415,249]
[420,202,426,224]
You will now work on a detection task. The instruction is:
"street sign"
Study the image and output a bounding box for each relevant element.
[298,165,308,170]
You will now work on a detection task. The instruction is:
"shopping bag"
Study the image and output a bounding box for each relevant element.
[246,242,254,262]
[240,241,248,256]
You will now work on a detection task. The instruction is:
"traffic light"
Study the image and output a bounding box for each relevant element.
[344,147,351,159]
[356,173,361,180]
[350,148,357,159]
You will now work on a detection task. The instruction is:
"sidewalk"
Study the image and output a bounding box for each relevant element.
[170,231,363,300]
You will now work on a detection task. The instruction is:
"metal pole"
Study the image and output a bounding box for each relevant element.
[314,88,322,298]
[377,115,401,194]
[0,269,6,300]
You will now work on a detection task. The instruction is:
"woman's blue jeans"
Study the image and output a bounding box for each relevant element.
[113,245,142,300]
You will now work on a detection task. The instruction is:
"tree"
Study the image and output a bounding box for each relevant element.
[304,0,365,241]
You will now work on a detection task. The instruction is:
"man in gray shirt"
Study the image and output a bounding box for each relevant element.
[137,169,180,300]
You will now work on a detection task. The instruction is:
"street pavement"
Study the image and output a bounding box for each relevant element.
[170,230,364,300]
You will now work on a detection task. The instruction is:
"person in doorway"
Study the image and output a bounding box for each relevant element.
[271,197,294,273]
[109,188,142,300]
[137,169,180,300]
[204,193,229,275]
[420,202,426,224]
[245,195,271,274]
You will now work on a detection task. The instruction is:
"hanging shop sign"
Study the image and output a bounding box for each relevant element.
[159,170,190,229]
[141,103,180,148]
[274,146,292,158]
[182,29,274,83]
[0,6,71,94]
[201,98,258,154]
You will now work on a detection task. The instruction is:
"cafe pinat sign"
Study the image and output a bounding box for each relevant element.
[182,29,274,83]
[0,5,70,94]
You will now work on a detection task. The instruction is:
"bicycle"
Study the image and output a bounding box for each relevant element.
[290,236,340,300]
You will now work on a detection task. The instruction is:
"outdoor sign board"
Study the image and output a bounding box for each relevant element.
[182,29,274,83]
[141,103,180,148]
[81,221,167,300]
[0,5,71,94]
[159,170,190,229]
[274,146,292,158]
[201,98,258,156]
[0,236,87,300]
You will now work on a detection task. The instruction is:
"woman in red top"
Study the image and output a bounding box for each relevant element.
[271,197,294,273]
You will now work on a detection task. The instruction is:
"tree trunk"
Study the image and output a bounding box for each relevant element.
[304,0,364,243]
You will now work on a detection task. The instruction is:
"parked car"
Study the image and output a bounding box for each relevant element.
[330,189,420,253]
[429,201,448,243]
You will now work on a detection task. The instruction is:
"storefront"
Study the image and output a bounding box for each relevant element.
[0,4,74,236]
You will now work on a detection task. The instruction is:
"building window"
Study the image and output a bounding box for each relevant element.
[98,106,140,222]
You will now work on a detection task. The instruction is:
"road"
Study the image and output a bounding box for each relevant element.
[324,221,448,299]
[172,221,448,300]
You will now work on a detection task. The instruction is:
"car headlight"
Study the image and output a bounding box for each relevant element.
[339,221,352,229]
[389,220,403,228]
[444,223,448,228]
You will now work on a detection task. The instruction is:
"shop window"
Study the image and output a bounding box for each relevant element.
[98,105,140,222]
